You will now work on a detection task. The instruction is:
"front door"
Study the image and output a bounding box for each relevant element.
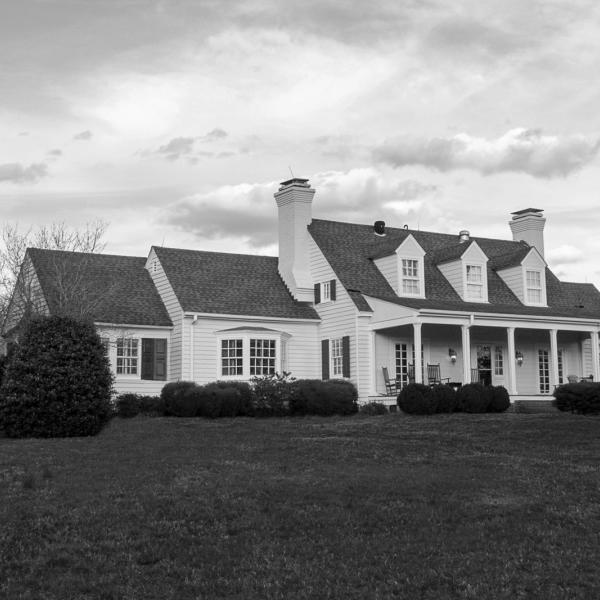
[476,345,506,386]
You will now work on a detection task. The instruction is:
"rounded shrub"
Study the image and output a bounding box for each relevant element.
[161,381,199,417]
[0,316,113,438]
[360,401,388,415]
[138,395,165,416]
[489,385,511,413]
[456,383,489,413]
[289,379,358,416]
[430,384,458,413]
[116,393,141,418]
[201,381,254,417]
[251,372,294,417]
[397,383,436,415]
[554,382,600,414]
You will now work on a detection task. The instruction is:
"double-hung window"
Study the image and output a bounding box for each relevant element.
[466,265,483,299]
[331,338,344,377]
[526,270,542,304]
[315,279,336,304]
[401,259,420,295]
[220,336,279,378]
[116,338,138,375]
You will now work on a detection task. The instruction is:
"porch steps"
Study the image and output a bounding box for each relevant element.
[511,398,556,413]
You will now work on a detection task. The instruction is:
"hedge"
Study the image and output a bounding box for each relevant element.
[288,379,358,416]
[554,382,600,414]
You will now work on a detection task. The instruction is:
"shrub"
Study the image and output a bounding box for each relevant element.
[456,383,490,413]
[289,379,358,416]
[252,372,295,417]
[489,386,511,413]
[397,383,436,415]
[430,384,458,413]
[554,382,600,414]
[116,393,141,418]
[360,401,388,415]
[138,395,165,416]
[202,381,254,417]
[160,381,199,417]
[0,316,113,438]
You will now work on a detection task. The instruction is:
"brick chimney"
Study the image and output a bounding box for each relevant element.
[509,208,546,257]
[274,178,315,302]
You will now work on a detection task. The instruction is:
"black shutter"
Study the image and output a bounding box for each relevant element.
[330,279,336,301]
[342,336,350,378]
[321,339,329,380]
[154,339,167,381]
[141,338,154,380]
[314,283,321,304]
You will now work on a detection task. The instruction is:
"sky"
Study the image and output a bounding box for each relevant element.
[2,0,600,285]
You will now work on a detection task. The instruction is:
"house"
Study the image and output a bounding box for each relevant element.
[4,177,600,402]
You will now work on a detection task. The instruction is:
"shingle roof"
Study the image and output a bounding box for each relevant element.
[153,247,319,320]
[28,248,172,327]
[308,219,600,319]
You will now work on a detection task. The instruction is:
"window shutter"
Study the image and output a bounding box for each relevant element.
[141,338,154,380]
[342,335,350,378]
[321,339,329,380]
[154,339,167,381]
[314,283,321,304]
[330,279,336,301]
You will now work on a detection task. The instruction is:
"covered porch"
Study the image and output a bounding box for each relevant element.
[370,310,600,399]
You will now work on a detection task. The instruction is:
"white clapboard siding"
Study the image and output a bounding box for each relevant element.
[96,325,171,396]
[308,235,373,400]
[438,260,463,299]
[373,254,397,291]
[146,248,184,381]
[497,265,524,302]
[190,315,320,383]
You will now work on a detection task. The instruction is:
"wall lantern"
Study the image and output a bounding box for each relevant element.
[448,348,457,363]
[516,351,524,366]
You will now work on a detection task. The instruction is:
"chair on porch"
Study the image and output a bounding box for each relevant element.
[382,367,399,396]
[407,363,416,385]
[427,363,450,385]
[471,367,482,384]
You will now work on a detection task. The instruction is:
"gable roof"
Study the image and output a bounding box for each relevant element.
[431,240,487,265]
[153,247,319,320]
[27,248,172,327]
[308,219,600,319]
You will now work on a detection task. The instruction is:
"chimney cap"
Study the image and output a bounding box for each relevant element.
[458,230,470,243]
[511,208,544,218]
[374,220,386,236]
[279,177,310,190]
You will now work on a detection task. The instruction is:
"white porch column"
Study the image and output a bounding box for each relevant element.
[549,329,559,390]
[413,322,423,384]
[506,326,517,395]
[461,325,471,384]
[591,331,600,382]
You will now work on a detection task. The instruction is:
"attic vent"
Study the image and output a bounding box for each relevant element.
[374,221,386,236]
[458,230,470,243]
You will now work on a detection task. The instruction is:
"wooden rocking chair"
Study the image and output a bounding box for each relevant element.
[427,363,450,385]
[382,367,399,396]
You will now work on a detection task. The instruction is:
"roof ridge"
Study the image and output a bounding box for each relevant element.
[27,247,146,260]
[153,246,276,260]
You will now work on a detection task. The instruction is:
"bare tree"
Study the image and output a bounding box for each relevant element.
[0,220,109,333]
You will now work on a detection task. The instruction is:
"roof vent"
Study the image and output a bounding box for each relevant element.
[458,230,470,243]
[374,221,386,236]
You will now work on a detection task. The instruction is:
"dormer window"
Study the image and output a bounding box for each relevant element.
[314,279,336,304]
[401,259,420,295]
[526,270,542,304]
[322,280,332,302]
[466,265,483,299]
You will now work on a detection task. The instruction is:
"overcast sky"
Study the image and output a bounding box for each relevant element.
[2,0,600,285]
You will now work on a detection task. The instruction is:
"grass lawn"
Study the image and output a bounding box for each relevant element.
[2,413,600,599]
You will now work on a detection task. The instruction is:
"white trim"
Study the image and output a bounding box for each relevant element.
[215,332,283,380]
[183,312,320,323]
[95,322,172,330]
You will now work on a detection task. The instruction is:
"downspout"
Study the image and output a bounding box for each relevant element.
[190,315,198,382]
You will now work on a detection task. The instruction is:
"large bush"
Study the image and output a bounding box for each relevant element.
[251,372,295,417]
[397,383,436,415]
[489,386,511,413]
[0,316,113,437]
[360,401,389,415]
[430,384,458,413]
[195,381,254,418]
[554,382,600,414]
[116,393,141,418]
[289,379,358,416]
[456,383,490,413]
[160,381,199,417]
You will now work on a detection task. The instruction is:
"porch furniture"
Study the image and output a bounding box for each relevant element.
[407,363,416,384]
[567,374,578,384]
[382,367,399,396]
[471,367,482,383]
[427,363,450,385]
[580,375,594,383]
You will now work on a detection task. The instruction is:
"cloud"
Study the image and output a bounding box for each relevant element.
[73,130,93,141]
[47,149,62,156]
[157,136,196,161]
[199,128,227,143]
[374,129,600,178]
[547,244,584,265]
[164,168,437,248]
[0,162,48,184]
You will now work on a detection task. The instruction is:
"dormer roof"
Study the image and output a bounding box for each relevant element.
[308,219,600,318]
[432,240,487,265]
